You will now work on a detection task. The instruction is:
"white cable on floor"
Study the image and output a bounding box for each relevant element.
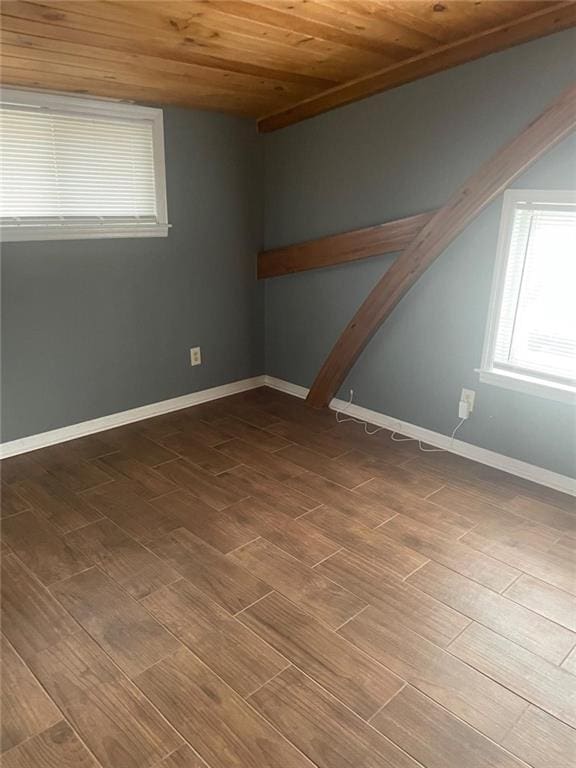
[334,390,466,453]
[335,390,383,435]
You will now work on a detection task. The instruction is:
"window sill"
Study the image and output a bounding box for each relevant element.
[478,368,576,404]
[1,225,169,242]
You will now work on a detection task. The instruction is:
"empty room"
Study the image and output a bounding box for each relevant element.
[1,2,576,767]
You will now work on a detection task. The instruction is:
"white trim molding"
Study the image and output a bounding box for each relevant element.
[0,87,169,243]
[264,376,576,497]
[479,189,576,404]
[478,367,576,405]
[2,372,574,497]
[0,376,265,459]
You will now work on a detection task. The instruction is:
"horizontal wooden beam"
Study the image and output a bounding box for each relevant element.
[257,211,435,279]
[258,3,576,132]
[306,82,576,408]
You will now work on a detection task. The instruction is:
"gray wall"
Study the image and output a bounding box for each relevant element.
[263,30,576,477]
[1,106,263,441]
[3,31,575,477]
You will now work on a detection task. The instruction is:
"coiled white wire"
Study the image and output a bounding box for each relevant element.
[334,390,466,452]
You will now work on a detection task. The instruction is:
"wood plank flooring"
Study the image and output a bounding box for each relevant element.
[1,386,575,768]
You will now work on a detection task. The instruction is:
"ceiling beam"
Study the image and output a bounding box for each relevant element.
[258,211,435,279]
[258,3,576,132]
[306,82,576,408]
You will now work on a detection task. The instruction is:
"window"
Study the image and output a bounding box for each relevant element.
[0,89,168,241]
[480,189,576,403]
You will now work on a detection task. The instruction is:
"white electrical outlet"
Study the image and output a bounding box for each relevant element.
[458,389,476,419]
[461,388,476,412]
[190,347,202,366]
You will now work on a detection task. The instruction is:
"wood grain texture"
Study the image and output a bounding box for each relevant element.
[152,414,233,447]
[470,515,563,553]
[1,509,92,585]
[212,415,291,451]
[155,745,209,768]
[404,453,526,505]
[50,567,179,677]
[561,645,576,673]
[306,82,576,406]
[408,560,576,663]
[157,458,248,510]
[377,514,520,590]
[150,489,258,553]
[339,605,527,741]
[221,464,320,517]
[1,554,77,662]
[257,393,337,432]
[315,548,470,646]
[216,438,307,482]
[83,480,179,542]
[135,647,313,768]
[92,451,177,499]
[239,591,403,719]
[505,494,576,535]
[64,518,178,600]
[0,482,31,517]
[224,496,339,565]
[259,3,576,129]
[354,477,475,537]
[1,455,50,484]
[250,665,421,768]
[322,422,416,463]
[288,474,393,527]
[141,578,288,697]
[29,444,112,492]
[428,484,561,546]
[97,429,178,466]
[266,419,350,459]
[56,432,117,461]
[449,622,576,728]
[278,443,375,489]
[0,635,61,753]
[15,474,102,533]
[462,529,576,594]
[350,464,444,498]
[230,538,366,629]
[0,721,98,768]
[2,1,570,123]
[372,685,525,768]
[148,527,271,613]
[3,387,576,766]
[304,505,429,578]
[504,573,576,631]
[156,432,237,474]
[28,631,182,768]
[501,705,576,768]
[258,210,435,278]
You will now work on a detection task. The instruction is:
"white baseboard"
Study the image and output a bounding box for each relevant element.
[3,372,574,497]
[263,376,309,400]
[0,376,266,459]
[264,376,576,497]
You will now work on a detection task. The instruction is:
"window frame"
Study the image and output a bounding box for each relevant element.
[0,88,169,242]
[479,188,576,405]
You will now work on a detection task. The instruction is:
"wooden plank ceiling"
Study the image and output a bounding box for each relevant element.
[1,1,575,130]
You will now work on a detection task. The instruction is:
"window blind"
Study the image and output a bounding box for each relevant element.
[0,102,165,235]
[493,202,576,384]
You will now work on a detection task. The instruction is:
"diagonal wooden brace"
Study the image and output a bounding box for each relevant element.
[306,83,576,408]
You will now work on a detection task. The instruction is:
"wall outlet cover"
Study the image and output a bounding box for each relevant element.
[190,347,202,366]
[461,388,476,413]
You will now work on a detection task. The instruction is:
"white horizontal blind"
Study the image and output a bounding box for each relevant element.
[0,103,161,231]
[493,201,576,384]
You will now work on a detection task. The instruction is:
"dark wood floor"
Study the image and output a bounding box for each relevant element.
[1,386,575,768]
